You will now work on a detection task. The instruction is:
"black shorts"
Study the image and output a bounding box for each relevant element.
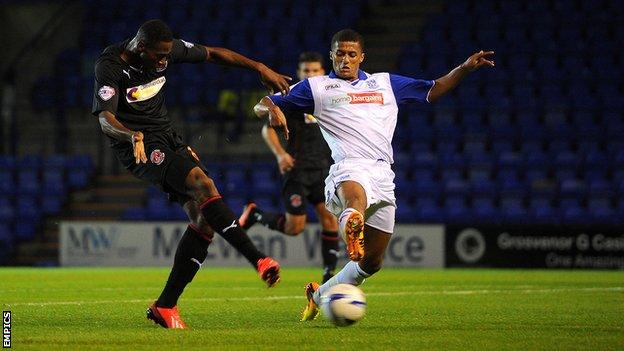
[282,168,328,215]
[111,130,206,204]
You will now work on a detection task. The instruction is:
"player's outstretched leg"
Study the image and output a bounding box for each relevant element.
[302,225,391,320]
[186,168,280,287]
[148,223,212,329]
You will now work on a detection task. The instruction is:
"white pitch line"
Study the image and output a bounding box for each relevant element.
[3,286,623,307]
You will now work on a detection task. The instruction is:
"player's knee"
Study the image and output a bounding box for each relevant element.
[192,215,214,243]
[187,169,218,201]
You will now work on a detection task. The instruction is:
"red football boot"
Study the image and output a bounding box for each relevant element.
[257,257,281,287]
[146,302,187,329]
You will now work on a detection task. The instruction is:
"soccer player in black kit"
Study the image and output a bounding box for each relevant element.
[239,52,340,283]
[92,20,292,329]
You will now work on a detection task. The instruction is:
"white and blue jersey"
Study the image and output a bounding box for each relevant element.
[269,69,434,164]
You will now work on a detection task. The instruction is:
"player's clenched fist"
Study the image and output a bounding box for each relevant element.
[132,131,147,164]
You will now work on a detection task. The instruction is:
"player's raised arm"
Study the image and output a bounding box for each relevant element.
[428,50,495,102]
[203,46,292,95]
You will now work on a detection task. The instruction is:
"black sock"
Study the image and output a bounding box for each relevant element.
[254,209,286,233]
[321,230,339,280]
[156,225,211,308]
[200,196,265,268]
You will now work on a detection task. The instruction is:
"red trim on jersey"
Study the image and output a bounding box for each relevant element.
[199,195,223,210]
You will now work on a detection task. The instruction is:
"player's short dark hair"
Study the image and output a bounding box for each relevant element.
[137,19,173,48]
[331,29,364,51]
[298,51,324,67]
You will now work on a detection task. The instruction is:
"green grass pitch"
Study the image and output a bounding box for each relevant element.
[1,267,623,350]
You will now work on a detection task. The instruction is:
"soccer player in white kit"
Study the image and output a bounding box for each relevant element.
[254,29,494,321]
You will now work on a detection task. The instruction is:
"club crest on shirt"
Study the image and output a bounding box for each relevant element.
[150,149,165,165]
[126,76,166,103]
[366,79,379,89]
[290,194,303,208]
[98,86,116,101]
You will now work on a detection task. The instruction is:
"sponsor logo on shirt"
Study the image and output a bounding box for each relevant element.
[326,92,384,106]
[325,83,340,90]
[150,149,165,165]
[349,92,384,104]
[126,77,166,103]
[98,86,116,101]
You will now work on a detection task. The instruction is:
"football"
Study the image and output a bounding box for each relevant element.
[320,284,367,326]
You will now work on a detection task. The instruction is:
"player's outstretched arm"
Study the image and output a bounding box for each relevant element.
[428,50,495,102]
[98,111,147,164]
[261,124,295,174]
[254,96,289,140]
[204,47,292,95]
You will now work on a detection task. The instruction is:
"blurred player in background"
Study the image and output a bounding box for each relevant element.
[254,29,494,320]
[92,19,291,329]
[239,52,339,284]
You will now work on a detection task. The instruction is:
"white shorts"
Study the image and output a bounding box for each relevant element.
[324,158,397,233]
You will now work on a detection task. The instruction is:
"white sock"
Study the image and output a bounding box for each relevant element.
[313,260,370,305]
[338,208,360,240]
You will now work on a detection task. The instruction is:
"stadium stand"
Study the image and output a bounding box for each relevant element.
[2,0,623,265]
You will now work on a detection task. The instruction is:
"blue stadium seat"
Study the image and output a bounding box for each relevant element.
[414,196,444,223]
[500,196,529,224]
[444,196,471,223]
[530,197,558,225]
[525,172,548,190]
[396,198,416,222]
[17,170,40,196]
[472,196,499,223]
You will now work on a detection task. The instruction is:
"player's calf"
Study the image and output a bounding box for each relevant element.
[359,255,383,276]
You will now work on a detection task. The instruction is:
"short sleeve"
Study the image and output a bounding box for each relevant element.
[169,38,207,64]
[389,74,435,105]
[268,79,315,114]
[92,61,120,116]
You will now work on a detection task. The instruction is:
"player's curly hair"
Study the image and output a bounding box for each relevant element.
[331,29,364,51]
[298,51,324,67]
[137,19,173,48]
